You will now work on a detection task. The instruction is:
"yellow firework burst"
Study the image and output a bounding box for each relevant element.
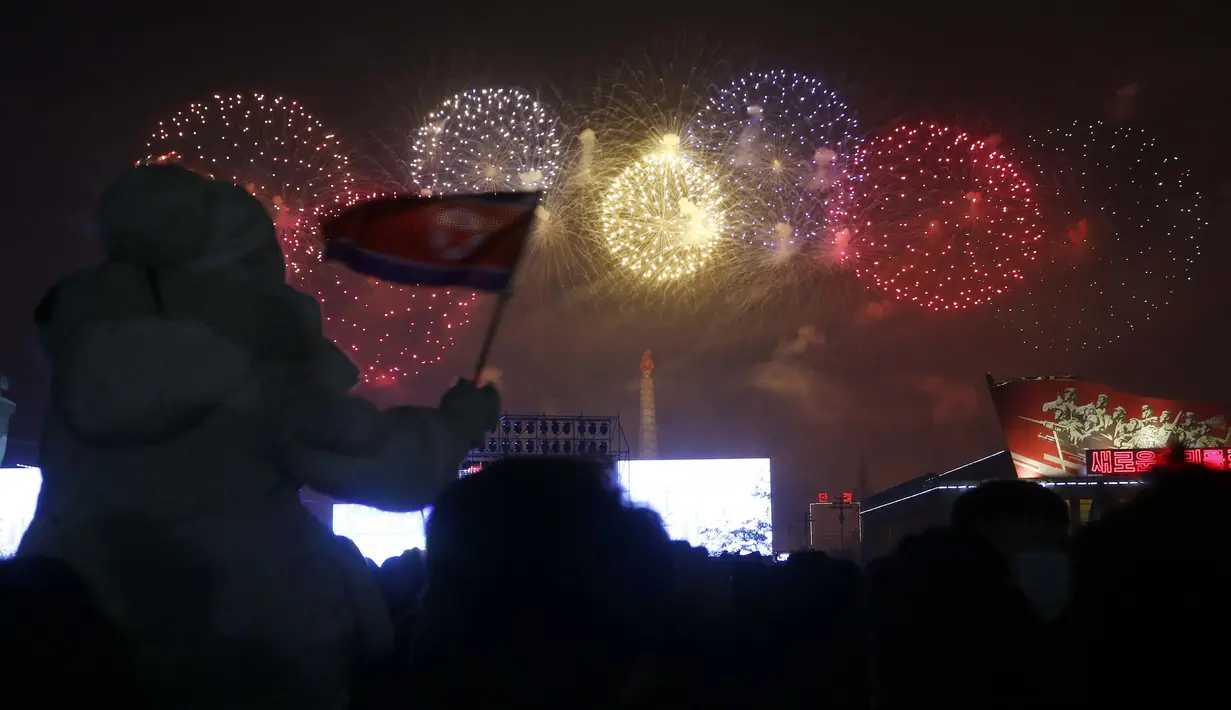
[600,135,728,280]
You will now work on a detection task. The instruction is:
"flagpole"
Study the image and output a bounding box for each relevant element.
[320,189,541,385]
[471,195,540,381]
[473,288,513,380]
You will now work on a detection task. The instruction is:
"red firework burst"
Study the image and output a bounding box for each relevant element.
[826,123,1045,311]
[144,95,475,385]
[143,93,353,289]
[306,192,478,387]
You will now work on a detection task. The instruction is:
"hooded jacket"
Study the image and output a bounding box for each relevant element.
[17,165,479,709]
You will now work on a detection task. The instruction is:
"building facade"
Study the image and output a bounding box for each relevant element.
[860,450,1147,561]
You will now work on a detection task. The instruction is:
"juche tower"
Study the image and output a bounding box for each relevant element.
[639,350,657,459]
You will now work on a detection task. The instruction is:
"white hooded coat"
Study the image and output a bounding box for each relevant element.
[17,167,480,709]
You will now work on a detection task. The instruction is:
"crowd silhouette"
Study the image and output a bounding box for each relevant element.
[4,455,1228,708]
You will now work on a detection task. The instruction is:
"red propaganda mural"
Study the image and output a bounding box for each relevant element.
[987,375,1229,478]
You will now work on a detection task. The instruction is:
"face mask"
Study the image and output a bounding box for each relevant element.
[1014,550,1070,621]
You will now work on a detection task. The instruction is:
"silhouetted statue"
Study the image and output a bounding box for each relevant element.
[18,164,499,709]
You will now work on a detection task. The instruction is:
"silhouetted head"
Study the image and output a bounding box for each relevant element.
[952,480,1072,620]
[1074,464,1231,705]
[868,527,1041,708]
[424,456,669,618]
[952,479,1069,557]
[417,456,672,705]
[96,163,285,283]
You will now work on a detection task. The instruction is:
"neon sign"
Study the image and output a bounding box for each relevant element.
[816,492,857,504]
[1087,447,1230,474]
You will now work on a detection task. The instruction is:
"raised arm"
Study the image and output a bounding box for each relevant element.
[283,379,499,512]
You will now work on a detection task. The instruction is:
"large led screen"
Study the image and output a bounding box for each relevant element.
[332,505,431,564]
[617,458,771,555]
[0,467,42,557]
[0,468,432,564]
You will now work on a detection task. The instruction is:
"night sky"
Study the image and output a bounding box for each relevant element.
[2,1,1226,547]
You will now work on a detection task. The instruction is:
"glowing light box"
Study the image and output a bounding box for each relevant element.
[0,467,431,565]
[617,458,771,555]
[0,467,42,557]
[331,505,431,564]
[2,458,775,561]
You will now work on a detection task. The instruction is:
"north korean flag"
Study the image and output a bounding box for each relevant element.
[321,191,541,292]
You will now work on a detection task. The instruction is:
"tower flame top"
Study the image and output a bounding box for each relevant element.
[641,349,654,376]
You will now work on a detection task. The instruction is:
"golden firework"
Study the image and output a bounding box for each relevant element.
[600,135,728,281]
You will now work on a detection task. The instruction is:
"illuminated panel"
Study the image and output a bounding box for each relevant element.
[1086,447,1231,474]
[0,467,41,557]
[332,504,431,564]
[0,467,435,563]
[617,458,771,555]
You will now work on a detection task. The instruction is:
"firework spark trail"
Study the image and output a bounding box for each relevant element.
[1003,120,1207,353]
[514,126,614,306]
[578,128,597,183]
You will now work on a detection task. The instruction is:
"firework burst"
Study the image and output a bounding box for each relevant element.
[695,70,860,251]
[826,122,1046,311]
[573,48,769,313]
[144,92,355,287]
[408,87,564,195]
[146,95,474,386]
[514,130,612,305]
[309,192,479,387]
[600,134,729,281]
[1003,120,1207,352]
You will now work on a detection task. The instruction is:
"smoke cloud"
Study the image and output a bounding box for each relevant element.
[733,104,764,168]
[771,222,796,262]
[678,198,710,243]
[855,300,895,325]
[806,148,839,192]
[578,128,596,182]
[1110,83,1139,122]
[749,325,825,400]
[916,375,979,424]
[518,170,544,190]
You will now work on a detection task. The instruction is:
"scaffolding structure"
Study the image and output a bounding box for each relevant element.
[460,414,632,474]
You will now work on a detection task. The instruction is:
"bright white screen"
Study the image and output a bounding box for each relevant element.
[0,468,434,564]
[332,505,431,564]
[0,467,42,557]
[617,458,771,555]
